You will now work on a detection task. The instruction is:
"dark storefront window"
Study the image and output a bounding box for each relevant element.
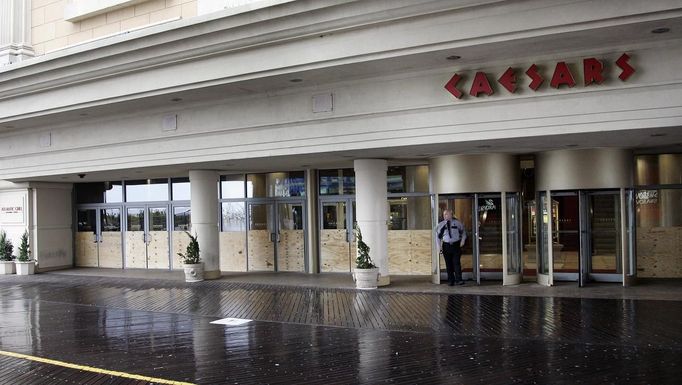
[319,169,355,195]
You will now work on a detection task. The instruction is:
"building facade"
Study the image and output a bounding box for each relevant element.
[1,0,681,286]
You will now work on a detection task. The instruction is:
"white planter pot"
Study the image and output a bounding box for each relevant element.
[353,267,380,289]
[15,261,35,275]
[0,261,15,274]
[183,263,204,282]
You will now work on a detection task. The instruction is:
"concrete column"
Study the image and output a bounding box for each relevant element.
[189,170,220,279]
[354,159,389,286]
[305,168,318,274]
[0,0,34,66]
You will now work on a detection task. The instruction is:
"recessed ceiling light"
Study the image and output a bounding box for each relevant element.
[650,133,667,137]
[446,55,461,60]
[651,27,670,34]
[565,144,579,148]
[300,164,310,168]
[171,97,183,102]
[289,78,303,83]
[79,113,88,116]
[476,145,491,149]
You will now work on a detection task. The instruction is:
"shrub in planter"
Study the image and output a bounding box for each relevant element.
[0,230,15,274]
[353,225,379,289]
[15,231,34,275]
[177,232,203,282]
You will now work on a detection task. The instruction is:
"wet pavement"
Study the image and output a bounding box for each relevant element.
[0,274,680,384]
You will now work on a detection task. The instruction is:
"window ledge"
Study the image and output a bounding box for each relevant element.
[64,0,150,22]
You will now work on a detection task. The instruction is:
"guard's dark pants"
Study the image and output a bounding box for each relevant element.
[442,242,462,284]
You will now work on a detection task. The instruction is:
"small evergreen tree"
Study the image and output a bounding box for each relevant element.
[0,230,13,261]
[177,232,201,265]
[354,225,376,269]
[17,231,30,262]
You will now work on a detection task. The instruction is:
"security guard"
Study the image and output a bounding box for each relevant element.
[436,209,467,286]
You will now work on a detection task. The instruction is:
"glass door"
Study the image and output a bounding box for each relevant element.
[502,193,523,285]
[277,202,305,272]
[76,209,98,267]
[247,200,307,272]
[537,191,553,286]
[581,191,623,285]
[319,199,356,273]
[98,208,122,268]
[76,207,122,268]
[247,203,275,271]
[477,194,503,281]
[147,207,170,269]
[438,195,476,283]
[125,206,170,269]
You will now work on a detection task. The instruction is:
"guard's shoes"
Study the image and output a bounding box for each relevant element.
[448,282,454,286]
[456,281,465,285]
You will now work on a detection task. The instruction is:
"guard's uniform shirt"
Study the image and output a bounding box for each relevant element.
[436,218,466,250]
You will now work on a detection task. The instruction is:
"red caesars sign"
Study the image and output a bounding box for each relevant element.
[444,53,635,99]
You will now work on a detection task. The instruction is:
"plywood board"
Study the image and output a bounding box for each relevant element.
[278,229,304,272]
[388,231,412,274]
[172,231,191,270]
[147,231,169,269]
[99,232,122,268]
[220,231,246,271]
[248,230,274,271]
[388,230,433,275]
[75,232,98,267]
[410,230,432,275]
[125,231,147,268]
[637,227,682,278]
[320,229,350,272]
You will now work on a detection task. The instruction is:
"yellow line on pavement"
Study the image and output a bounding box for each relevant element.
[0,349,195,385]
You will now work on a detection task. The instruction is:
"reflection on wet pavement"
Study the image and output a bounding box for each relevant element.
[0,274,681,384]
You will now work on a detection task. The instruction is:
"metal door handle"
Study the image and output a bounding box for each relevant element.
[270,233,276,242]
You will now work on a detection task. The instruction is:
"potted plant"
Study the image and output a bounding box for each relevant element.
[15,231,34,275]
[0,230,15,274]
[353,225,380,289]
[178,232,203,282]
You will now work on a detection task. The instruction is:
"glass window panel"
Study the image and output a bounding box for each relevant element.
[172,178,190,201]
[222,202,246,231]
[125,179,169,202]
[319,169,355,196]
[127,208,144,231]
[105,182,123,203]
[100,209,121,232]
[77,209,96,232]
[636,188,682,278]
[173,207,191,231]
[322,202,346,229]
[76,183,106,204]
[319,170,340,196]
[221,175,245,199]
[387,166,429,193]
[149,208,167,231]
[388,196,431,230]
[247,172,305,198]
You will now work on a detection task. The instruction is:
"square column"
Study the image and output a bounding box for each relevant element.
[189,170,220,279]
[354,159,389,286]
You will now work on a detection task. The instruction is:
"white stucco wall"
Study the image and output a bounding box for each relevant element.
[32,184,73,270]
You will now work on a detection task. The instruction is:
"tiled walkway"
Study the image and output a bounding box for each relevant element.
[0,272,680,384]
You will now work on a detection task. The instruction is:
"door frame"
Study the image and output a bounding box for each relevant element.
[75,204,124,268]
[502,192,523,286]
[123,203,171,269]
[246,197,308,272]
[580,189,624,285]
[318,196,356,273]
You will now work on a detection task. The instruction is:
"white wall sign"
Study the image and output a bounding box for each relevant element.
[0,195,25,224]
